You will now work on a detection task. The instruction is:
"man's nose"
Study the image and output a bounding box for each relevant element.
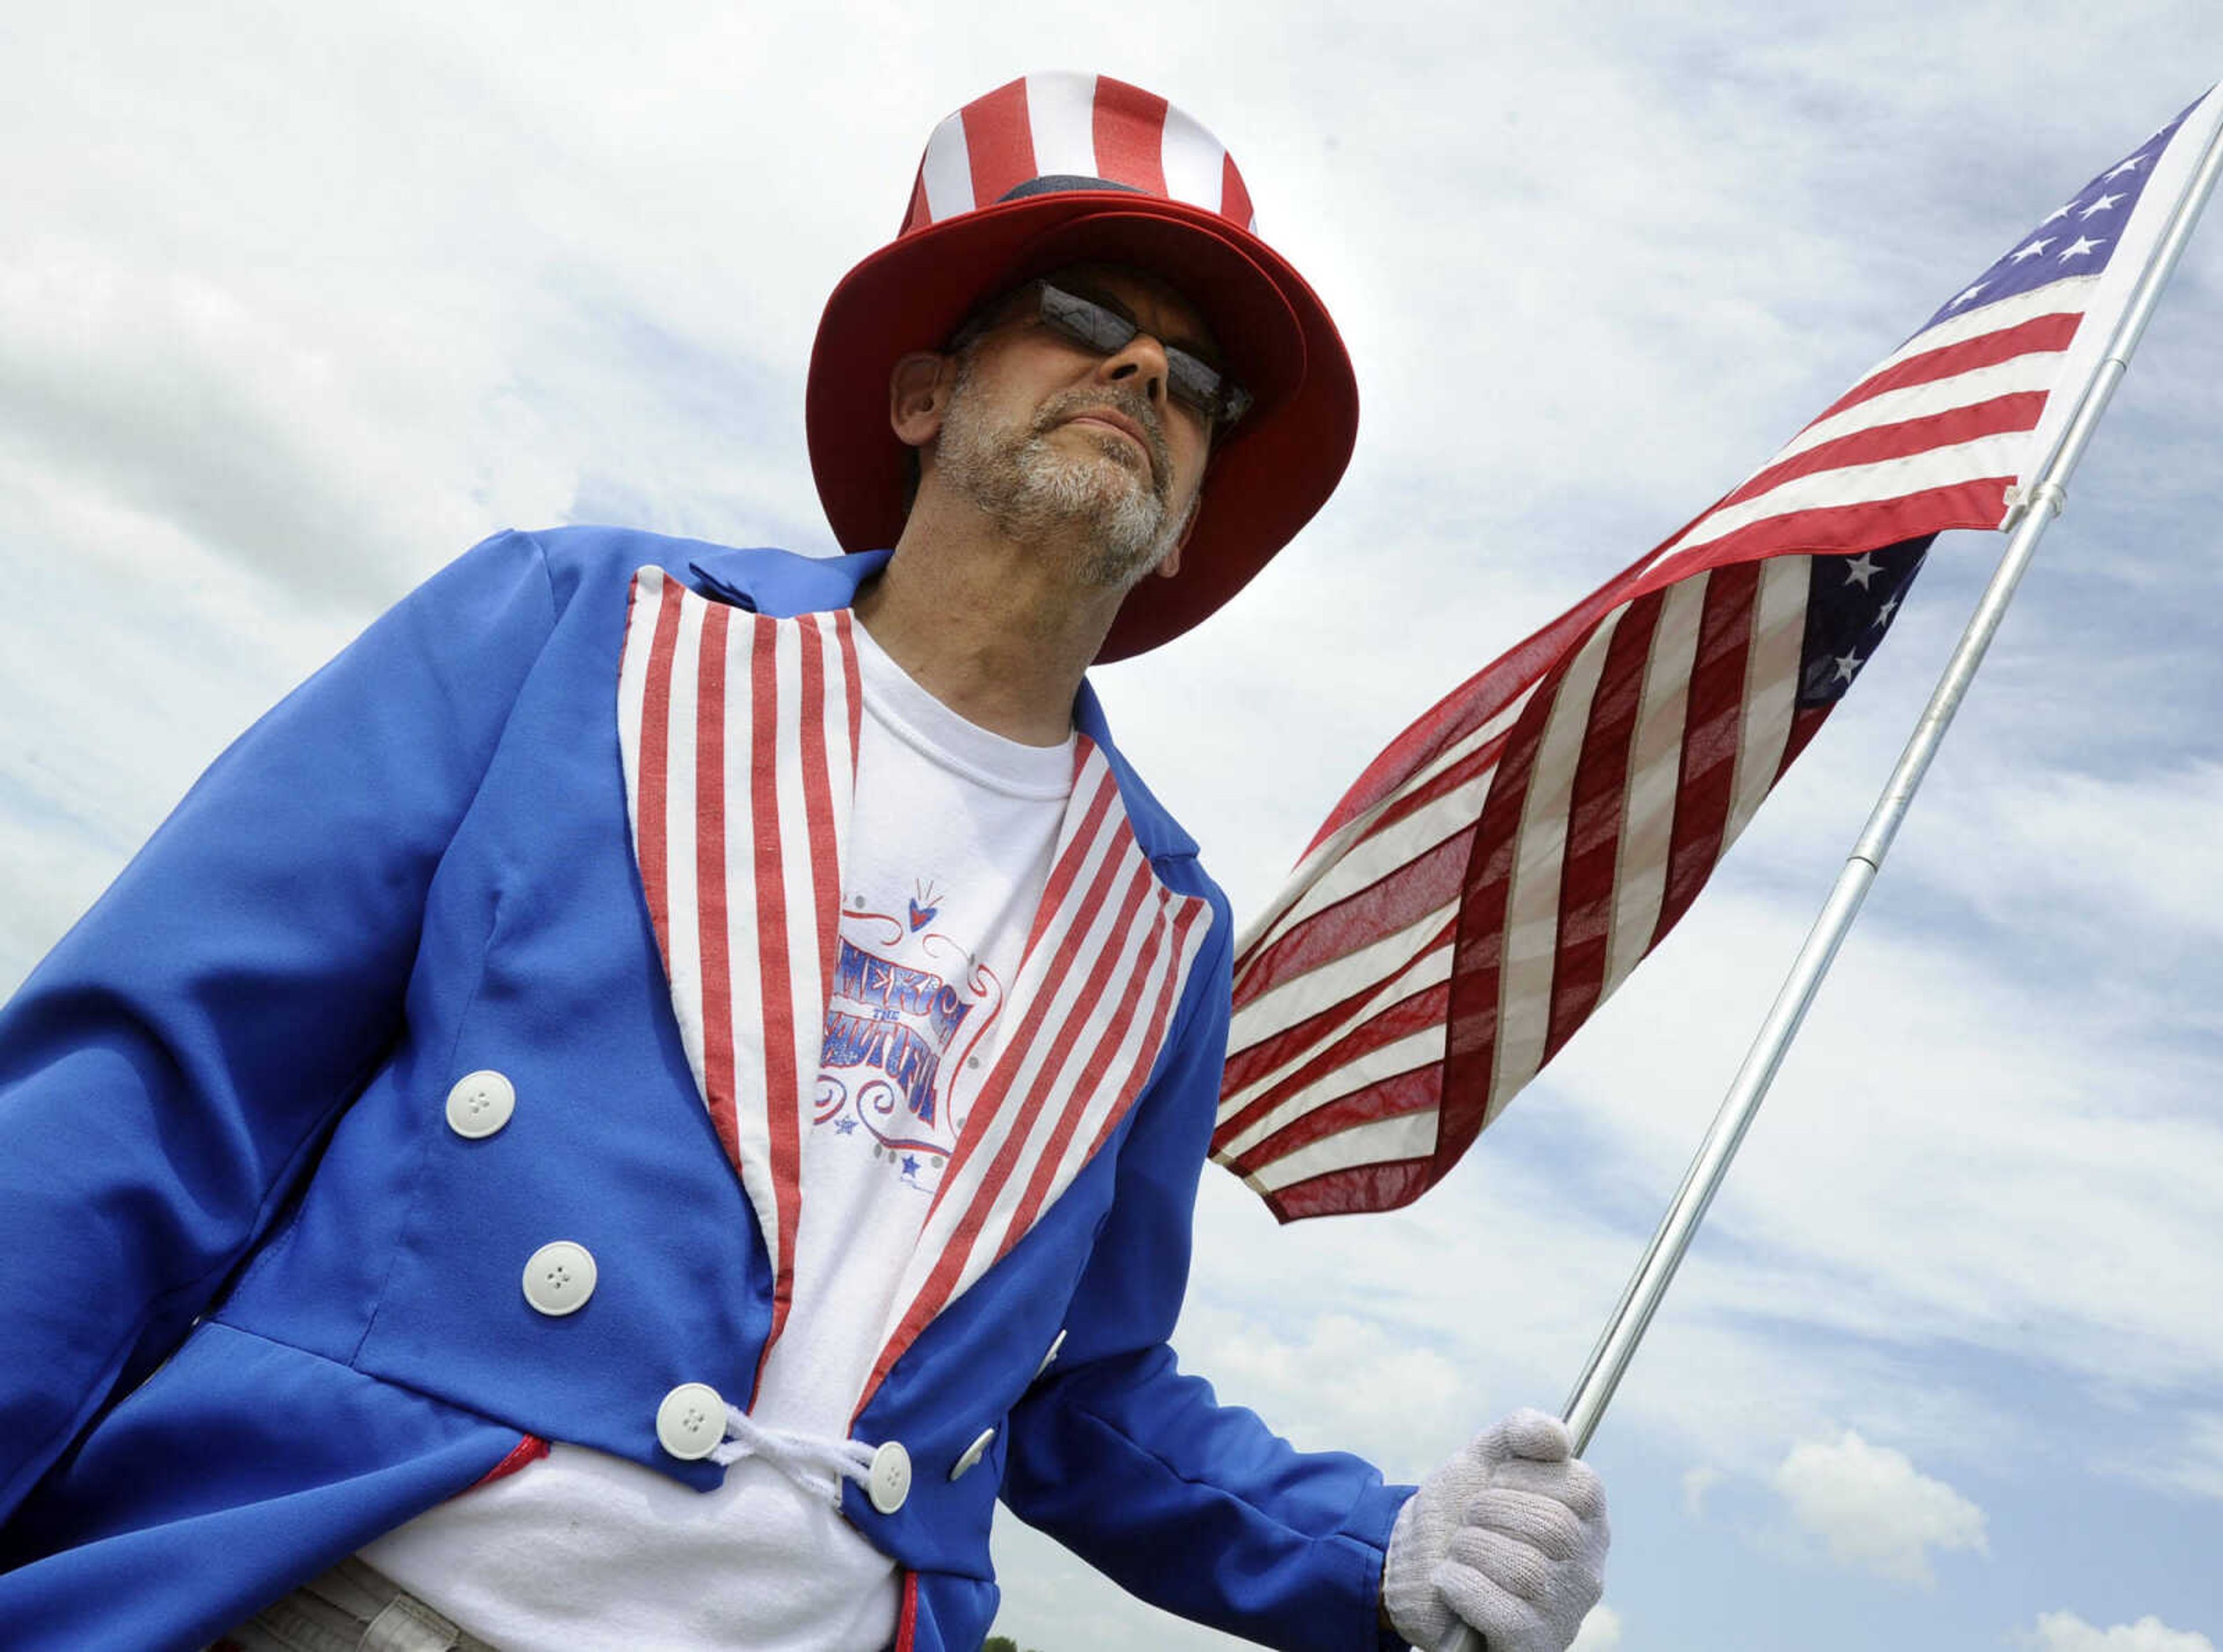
[1095,332,1171,410]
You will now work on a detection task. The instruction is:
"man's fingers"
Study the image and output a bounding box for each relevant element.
[1433,1554,1540,1640]
[1498,1407,1572,1463]
[1450,1523,1559,1602]
[1459,1487,1586,1562]
[1491,1455,1608,1522]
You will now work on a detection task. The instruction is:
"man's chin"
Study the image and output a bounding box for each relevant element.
[1058,422,1155,482]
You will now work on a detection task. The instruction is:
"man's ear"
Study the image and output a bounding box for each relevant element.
[1153,497,1201,582]
[890,352,958,449]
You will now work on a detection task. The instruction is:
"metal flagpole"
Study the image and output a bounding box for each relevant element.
[1438,97,2223,1652]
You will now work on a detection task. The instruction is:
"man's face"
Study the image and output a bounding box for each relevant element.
[929,265,1221,591]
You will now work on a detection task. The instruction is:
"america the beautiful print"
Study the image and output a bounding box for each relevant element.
[818,878,1007,1195]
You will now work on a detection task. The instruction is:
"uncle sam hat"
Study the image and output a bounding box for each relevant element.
[806,71,1360,661]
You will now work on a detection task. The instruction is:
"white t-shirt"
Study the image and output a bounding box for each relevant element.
[362,619,1074,1651]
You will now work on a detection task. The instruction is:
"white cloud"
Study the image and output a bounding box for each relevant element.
[1682,1465,1723,1520]
[2022,1611,2217,1652]
[9,6,2223,1650]
[2120,1412,2223,1505]
[1572,1602,1624,1651]
[1770,1430,1987,1585]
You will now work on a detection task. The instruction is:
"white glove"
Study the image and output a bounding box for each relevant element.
[1381,1408,1609,1652]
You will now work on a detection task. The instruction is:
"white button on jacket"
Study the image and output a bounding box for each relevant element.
[656,1383,726,1460]
[520,1241,596,1316]
[867,1440,912,1513]
[444,1070,515,1139]
[948,1428,996,1482]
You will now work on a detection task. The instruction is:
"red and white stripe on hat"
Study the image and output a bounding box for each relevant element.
[901,71,1257,236]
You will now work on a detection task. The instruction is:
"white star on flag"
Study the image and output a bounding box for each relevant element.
[2009,238,2055,262]
[2081,191,2125,217]
[2060,235,2105,259]
[1844,554,1881,588]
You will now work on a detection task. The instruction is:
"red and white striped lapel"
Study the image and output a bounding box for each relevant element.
[858,737,1214,1409]
[616,568,861,1357]
[618,567,1214,1402]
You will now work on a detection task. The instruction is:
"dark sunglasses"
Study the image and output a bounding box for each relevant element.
[952,280,1254,429]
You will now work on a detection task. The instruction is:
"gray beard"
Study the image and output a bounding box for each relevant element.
[933,365,1197,592]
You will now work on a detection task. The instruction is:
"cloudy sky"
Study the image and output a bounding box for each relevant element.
[6,3,2222,1649]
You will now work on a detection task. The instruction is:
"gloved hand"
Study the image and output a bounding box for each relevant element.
[1381,1408,1609,1652]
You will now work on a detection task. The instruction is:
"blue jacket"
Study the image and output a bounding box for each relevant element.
[0,527,1410,1652]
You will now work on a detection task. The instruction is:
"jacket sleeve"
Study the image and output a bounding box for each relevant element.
[0,529,559,1525]
[1000,880,1415,1652]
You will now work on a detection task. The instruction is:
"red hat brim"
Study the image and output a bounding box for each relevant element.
[806,190,1358,661]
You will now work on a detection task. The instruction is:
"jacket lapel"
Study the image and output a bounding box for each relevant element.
[618,559,1215,1405]
[616,568,861,1354]
[859,736,1215,1408]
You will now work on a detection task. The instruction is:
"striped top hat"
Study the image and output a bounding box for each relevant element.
[806,71,1359,661]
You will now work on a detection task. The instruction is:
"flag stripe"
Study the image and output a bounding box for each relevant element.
[1251,1111,1439,1196]
[1234,697,1532,993]
[1236,688,1531,972]
[1805,311,2082,428]
[1650,562,1760,950]
[1488,607,1631,1108]
[1543,590,1665,1060]
[1663,477,2014,571]
[1719,392,2047,515]
[1663,432,2029,563]
[1723,558,1813,850]
[1223,1060,1447,1177]
[1231,822,1478,1019]
[1600,574,1710,999]
[1262,1157,1436,1221]
[1219,976,1452,1161]
[1225,900,1459,1079]
[1435,666,1558,1149]
[1774,352,2067,465]
[1226,919,1457,1132]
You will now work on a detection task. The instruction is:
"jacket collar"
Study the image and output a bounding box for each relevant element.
[685,546,1198,862]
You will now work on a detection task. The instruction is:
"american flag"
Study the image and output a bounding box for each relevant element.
[1211,87,2222,1221]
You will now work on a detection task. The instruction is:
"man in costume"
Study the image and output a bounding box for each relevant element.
[0,72,1606,1652]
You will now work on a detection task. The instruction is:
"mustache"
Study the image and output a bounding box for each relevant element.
[1029,387,1172,496]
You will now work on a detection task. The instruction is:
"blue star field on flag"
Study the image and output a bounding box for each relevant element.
[1917,102,2195,333]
